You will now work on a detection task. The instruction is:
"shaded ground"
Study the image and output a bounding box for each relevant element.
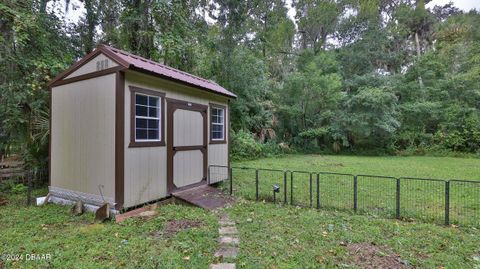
[346,242,407,269]
[151,219,203,238]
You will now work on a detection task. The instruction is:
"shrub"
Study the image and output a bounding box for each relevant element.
[231,130,264,160]
[231,130,292,160]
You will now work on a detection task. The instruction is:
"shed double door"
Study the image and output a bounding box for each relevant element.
[167,99,208,193]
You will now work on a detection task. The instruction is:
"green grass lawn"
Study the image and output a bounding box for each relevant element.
[0,189,219,268]
[233,154,480,180]
[225,199,480,268]
[1,155,479,268]
[222,155,480,227]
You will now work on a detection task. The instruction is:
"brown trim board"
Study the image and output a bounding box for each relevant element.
[48,87,52,187]
[115,71,125,210]
[48,45,130,87]
[209,103,227,144]
[228,99,231,170]
[50,66,126,87]
[166,98,208,193]
[128,86,166,148]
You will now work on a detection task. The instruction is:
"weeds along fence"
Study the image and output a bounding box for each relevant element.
[208,165,480,228]
[0,168,48,206]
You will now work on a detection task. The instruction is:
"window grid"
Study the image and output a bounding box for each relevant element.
[135,93,161,142]
[211,107,225,141]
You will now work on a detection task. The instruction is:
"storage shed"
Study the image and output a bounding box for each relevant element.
[47,44,236,211]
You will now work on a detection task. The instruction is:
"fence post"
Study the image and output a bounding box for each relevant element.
[396,178,401,219]
[290,172,294,205]
[255,170,259,201]
[27,171,32,206]
[309,173,313,207]
[353,175,358,212]
[229,167,233,196]
[283,171,287,204]
[445,181,450,226]
[316,173,320,209]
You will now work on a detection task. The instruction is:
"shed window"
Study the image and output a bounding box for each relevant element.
[129,86,165,147]
[210,105,225,142]
[135,93,160,141]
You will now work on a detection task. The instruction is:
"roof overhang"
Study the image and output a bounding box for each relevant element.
[48,45,237,99]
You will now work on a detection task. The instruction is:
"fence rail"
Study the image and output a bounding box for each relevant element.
[208,165,480,228]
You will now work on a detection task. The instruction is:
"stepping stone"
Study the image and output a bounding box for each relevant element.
[219,226,238,235]
[214,246,239,258]
[219,220,235,226]
[210,263,236,269]
[219,236,239,245]
[219,214,231,222]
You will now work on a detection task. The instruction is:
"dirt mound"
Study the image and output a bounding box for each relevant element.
[0,196,8,206]
[150,219,203,238]
[345,242,407,269]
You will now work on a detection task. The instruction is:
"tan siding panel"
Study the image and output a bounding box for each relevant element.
[65,54,119,79]
[173,109,203,147]
[51,74,116,200]
[123,71,229,207]
[173,150,203,187]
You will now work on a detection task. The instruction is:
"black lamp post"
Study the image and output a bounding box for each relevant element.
[272,184,280,203]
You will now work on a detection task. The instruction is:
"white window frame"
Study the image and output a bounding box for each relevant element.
[135,93,161,142]
[211,106,225,141]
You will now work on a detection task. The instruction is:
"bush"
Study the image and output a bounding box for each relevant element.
[0,180,27,194]
[231,130,292,160]
[11,183,27,194]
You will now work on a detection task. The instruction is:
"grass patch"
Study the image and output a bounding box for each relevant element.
[226,199,480,268]
[227,155,480,227]
[0,188,218,268]
[233,154,480,180]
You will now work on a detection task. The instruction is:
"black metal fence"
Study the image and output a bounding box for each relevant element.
[208,165,480,228]
[0,169,49,206]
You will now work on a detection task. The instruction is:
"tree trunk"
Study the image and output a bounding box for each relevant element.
[415,31,424,88]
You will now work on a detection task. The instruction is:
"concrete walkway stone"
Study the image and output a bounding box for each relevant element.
[210,212,240,268]
[210,263,236,269]
[219,236,239,245]
[219,226,238,235]
[214,246,239,258]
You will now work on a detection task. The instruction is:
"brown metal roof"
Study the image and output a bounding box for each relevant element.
[101,45,236,98]
[49,44,236,98]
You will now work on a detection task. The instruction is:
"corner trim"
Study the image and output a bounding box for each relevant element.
[115,71,125,210]
[48,87,52,187]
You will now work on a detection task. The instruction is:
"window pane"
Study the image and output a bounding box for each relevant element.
[148,107,158,118]
[148,96,159,106]
[213,131,222,139]
[148,130,159,140]
[136,118,147,128]
[136,94,148,105]
[211,107,224,124]
[213,124,223,132]
[136,105,148,117]
[136,129,147,140]
[148,119,159,129]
